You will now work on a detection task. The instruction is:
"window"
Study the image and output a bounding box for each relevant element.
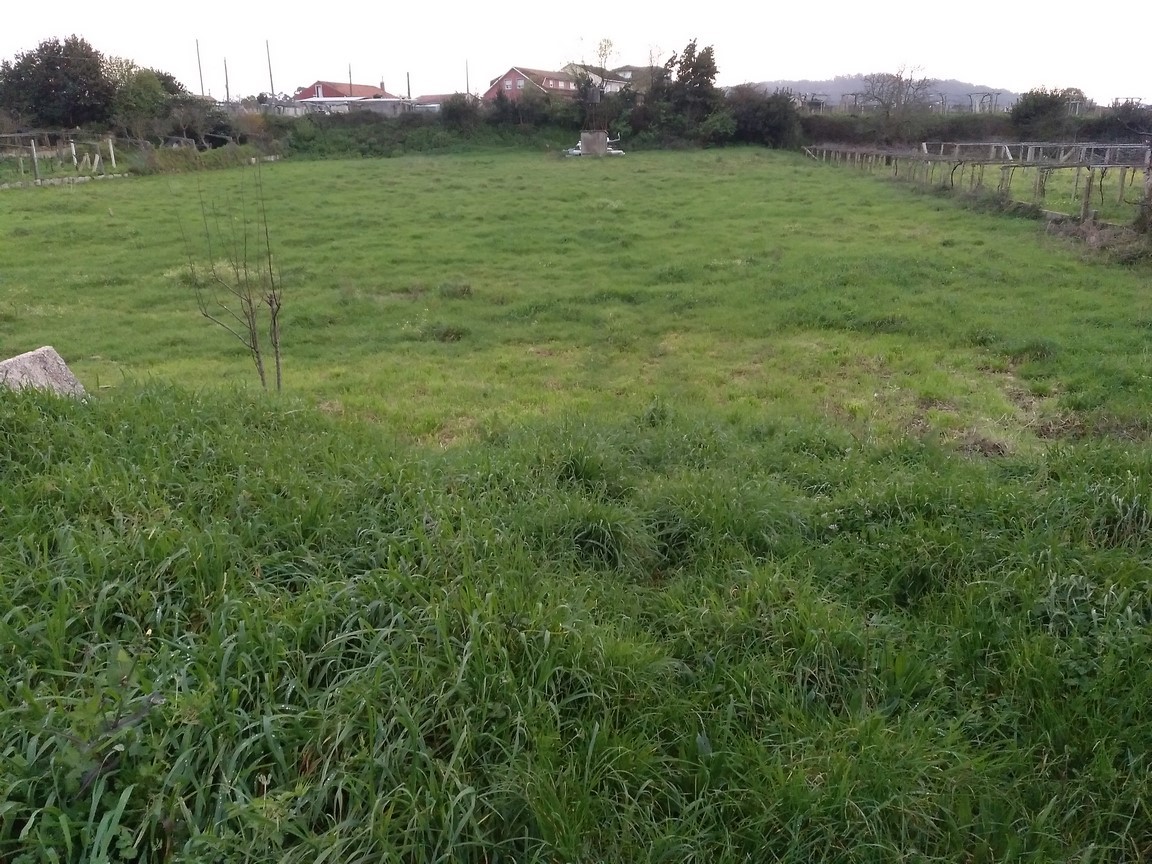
[504,80,512,89]
[517,78,525,89]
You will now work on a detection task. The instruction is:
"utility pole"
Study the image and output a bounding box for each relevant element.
[224,57,230,103]
[348,63,353,95]
[266,40,275,97]
[406,72,411,100]
[465,60,470,97]
[196,39,205,96]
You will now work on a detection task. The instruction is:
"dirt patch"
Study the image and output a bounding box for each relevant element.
[906,416,932,436]
[916,395,957,412]
[432,416,477,447]
[1034,413,1085,440]
[956,431,1011,458]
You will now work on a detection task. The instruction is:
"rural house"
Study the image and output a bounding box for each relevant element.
[610,65,661,95]
[293,80,393,100]
[292,80,407,116]
[482,67,579,102]
[564,64,629,94]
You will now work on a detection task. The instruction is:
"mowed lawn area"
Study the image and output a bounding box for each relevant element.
[2,150,1152,862]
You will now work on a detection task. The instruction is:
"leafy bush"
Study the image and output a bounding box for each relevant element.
[1010,88,1075,139]
[727,86,801,148]
[126,142,266,174]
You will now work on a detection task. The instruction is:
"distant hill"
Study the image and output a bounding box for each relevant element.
[749,75,1020,111]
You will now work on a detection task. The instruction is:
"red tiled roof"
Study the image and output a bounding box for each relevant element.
[294,80,399,100]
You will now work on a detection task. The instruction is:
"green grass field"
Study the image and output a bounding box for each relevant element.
[5,149,1151,443]
[2,149,1152,862]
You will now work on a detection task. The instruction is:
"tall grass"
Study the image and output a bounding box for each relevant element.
[2,386,1151,861]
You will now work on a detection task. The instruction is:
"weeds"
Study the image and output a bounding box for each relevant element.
[2,386,1152,860]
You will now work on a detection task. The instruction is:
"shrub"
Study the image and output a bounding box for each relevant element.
[726,86,801,148]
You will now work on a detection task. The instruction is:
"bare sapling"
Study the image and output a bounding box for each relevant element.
[178,163,284,391]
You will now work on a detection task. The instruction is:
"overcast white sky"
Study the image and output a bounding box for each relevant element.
[1,1,1144,104]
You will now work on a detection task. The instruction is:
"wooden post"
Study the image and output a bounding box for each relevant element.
[70,141,78,170]
[1080,167,1095,221]
[30,140,40,181]
[108,138,117,170]
[18,156,24,175]
[1117,167,1128,204]
[1145,141,1152,212]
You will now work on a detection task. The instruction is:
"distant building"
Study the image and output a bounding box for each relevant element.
[565,64,629,94]
[482,67,579,102]
[292,80,407,116]
[410,93,477,113]
[611,65,662,94]
[293,81,393,100]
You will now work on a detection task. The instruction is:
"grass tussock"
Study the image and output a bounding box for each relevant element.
[2,386,1152,861]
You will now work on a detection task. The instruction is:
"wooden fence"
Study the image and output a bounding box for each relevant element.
[0,134,120,185]
[805,141,1152,224]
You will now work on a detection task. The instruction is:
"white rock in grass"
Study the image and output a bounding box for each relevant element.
[0,346,86,398]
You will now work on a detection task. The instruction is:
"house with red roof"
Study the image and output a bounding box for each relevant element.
[292,80,407,116]
[293,81,394,100]
[481,67,580,102]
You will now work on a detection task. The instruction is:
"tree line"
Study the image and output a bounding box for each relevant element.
[0,36,803,151]
[3,35,1147,155]
[0,35,229,144]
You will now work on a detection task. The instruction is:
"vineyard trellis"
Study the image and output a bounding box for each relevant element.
[0,132,125,187]
[805,140,1152,226]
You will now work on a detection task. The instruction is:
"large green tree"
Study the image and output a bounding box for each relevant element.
[639,39,728,142]
[659,39,723,126]
[113,68,170,139]
[0,35,115,127]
